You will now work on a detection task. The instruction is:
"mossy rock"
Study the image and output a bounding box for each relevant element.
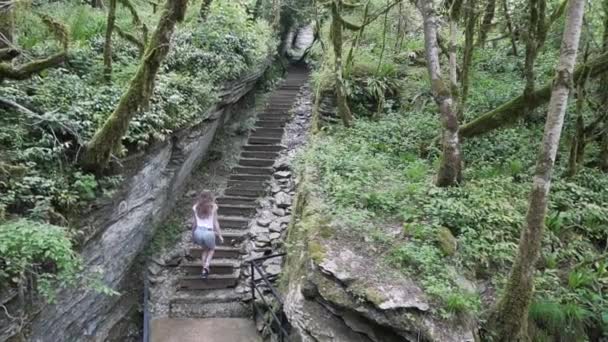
[308,240,326,264]
[437,227,457,256]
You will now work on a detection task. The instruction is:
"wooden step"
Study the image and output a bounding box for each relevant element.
[227,180,266,190]
[189,246,243,259]
[229,173,271,182]
[248,136,282,145]
[259,113,289,119]
[218,216,250,229]
[181,260,238,275]
[251,128,284,137]
[224,187,265,198]
[178,271,240,290]
[238,158,275,167]
[232,166,274,175]
[242,144,284,152]
[240,151,279,159]
[218,204,257,217]
[220,230,248,245]
[216,196,258,206]
[255,120,286,128]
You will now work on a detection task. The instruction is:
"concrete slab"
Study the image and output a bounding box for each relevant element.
[151,318,261,342]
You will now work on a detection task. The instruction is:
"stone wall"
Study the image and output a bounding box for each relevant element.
[14,66,267,342]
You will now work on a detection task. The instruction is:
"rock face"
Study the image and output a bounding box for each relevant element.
[25,67,267,342]
[282,179,477,342]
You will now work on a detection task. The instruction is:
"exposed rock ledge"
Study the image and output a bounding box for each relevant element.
[282,178,477,342]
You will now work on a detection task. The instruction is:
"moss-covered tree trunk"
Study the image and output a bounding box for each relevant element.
[522,0,546,113]
[200,0,212,20]
[502,0,518,56]
[331,0,353,127]
[345,1,369,75]
[418,0,462,187]
[459,50,608,138]
[567,83,586,177]
[489,0,585,339]
[459,0,476,118]
[601,0,608,172]
[478,0,495,47]
[0,0,15,49]
[81,0,189,172]
[447,0,462,94]
[103,0,117,81]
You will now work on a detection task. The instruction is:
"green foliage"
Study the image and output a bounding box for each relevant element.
[0,219,81,300]
[1,1,275,223]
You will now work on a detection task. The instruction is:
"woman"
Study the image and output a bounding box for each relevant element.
[192,191,223,278]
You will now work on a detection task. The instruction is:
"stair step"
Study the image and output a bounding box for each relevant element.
[218,216,250,229]
[258,114,289,121]
[178,271,240,290]
[229,173,271,182]
[181,260,238,275]
[218,204,257,217]
[248,137,282,145]
[227,180,266,190]
[238,158,275,167]
[220,230,248,245]
[170,300,251,318]
[255,120,286,128]
[216,196,258,206]
[224,187,265,198]
[241,151,279,159]
[251,128,284,137]
[189,246,243,259]
[242,144,284,152]
[232,166,274,175]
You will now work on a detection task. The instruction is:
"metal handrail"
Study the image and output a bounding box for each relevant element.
[143,269,151,342]
[247,253,288,341]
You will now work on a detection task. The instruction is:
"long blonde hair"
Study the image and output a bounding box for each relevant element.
[195,191,215,218]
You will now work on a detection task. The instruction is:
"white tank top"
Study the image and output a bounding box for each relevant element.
[193,204,215,229]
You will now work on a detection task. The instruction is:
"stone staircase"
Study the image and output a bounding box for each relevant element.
[166,66,308,320]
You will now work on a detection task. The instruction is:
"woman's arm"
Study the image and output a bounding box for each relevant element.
[191,212,197,233]
[213,204,223,242]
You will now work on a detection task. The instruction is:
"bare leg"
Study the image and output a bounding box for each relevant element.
[201,249,208,268]
[205,248,215,270]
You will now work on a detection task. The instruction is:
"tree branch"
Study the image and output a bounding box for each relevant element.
[0,52,66,80]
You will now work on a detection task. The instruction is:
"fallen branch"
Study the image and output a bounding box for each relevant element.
[460,51,608,138]
[0,52,65,80]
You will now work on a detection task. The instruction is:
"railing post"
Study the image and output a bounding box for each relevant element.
[250,261,256,320]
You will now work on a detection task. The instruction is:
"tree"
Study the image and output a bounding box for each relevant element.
[459,0,476,118]
[477,0,496,47]
[81,0,190,171]
[200,0,212,20]
[488,0,586,339]
[103,0,118,81]
[459,50,608,138]
[330,0,353,127]
[501,0,518,56]
[417,0,462,187]
[0,14,69,81]
[601,0,608,172]
[0,0,14,49]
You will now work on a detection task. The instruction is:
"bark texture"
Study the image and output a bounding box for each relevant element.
[601,0,608,172]
[330,0,353,127]
[0,14,68,81]
[200,0,212,20]
[417,0,462,187]
[103,0,117,81]
[478,0,496,47]
[459,0,476,117]
[490,0,585,339]
[459,51,608,138]
[81,0,190,171]
[0,0,14,49]
[502,0,518,56]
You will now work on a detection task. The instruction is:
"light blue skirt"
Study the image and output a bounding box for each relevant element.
[193,226,216,250]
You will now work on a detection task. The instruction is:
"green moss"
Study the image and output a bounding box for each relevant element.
[308,240,326,264]
[363,287,386,306]
[437,227,457,256]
